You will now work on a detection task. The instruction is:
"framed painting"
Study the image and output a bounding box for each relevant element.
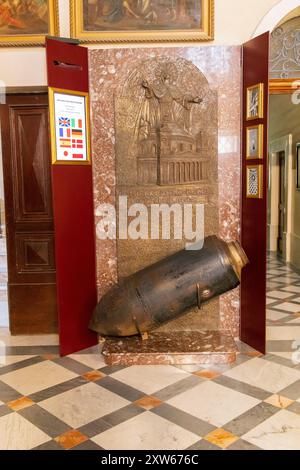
[70,0,214,43]
[246,83,264,121]
[0,0,59,47]
[246,124,263,160]
[246,164,263,199]
[49,87,91,165]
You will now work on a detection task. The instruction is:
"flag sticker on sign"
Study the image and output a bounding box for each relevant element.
[72,139,83,149]
[59,117,70,127]
[59,127,71,138]
[72,129,83,138]
[60,139,71,148]
[53,91,89,164]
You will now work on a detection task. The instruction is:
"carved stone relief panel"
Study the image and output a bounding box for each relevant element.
[89,46,242,337]
[115,57,219,331]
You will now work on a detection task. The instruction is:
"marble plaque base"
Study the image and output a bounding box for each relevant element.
[101,331,238,366]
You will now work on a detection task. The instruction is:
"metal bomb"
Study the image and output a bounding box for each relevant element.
[90,236,249,337]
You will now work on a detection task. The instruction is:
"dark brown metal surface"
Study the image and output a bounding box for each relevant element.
[90,236,248,337]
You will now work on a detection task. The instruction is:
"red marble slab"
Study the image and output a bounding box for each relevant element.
[102,331,238,366]
[89,46,242,337]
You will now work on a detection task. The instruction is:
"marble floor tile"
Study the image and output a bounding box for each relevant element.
[70,439,103,450]
[0,360,77,396]
[266,298,278,305]
[224,358,300,393]
[266,310,289,322]
[7,396,34,411]
[281,286,300,294]
[0,255,298,451]
[271,352,295,361]
[134,396,162,410]
[0,301,8,328]
[273,302,300,313]
[279,379,300,400]
[286,317,300,324]
[98,376,145,402]
[267,291,294,300]
[267,326,300,340]
[0,412,50,450]
[110,365,189,395]
[187,439,220,450]
[275,267,293,272]
[227,439,262,450]
[151,403,215,437]
[266,340,296,353]
[224,402,278,437]
[69,354,106,370]
[91,412,199,450]
[267,269,287,275]
[0,332,59,346]
[267,282,284,290]
[264,394,294,409]
[288,402,300,415]
[39,382,129,428]
[167,381,259,427]
[97,403,144,428]
[153,375,202,401]
[55,430,88,450]
[204,428,239,449]
[0,355,35,368]
[243,409,300,450]
[19,404,71,437]
[271,277,300,284]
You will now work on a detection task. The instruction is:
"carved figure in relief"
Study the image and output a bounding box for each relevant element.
[140,64,202,135]
[134,62,207,186]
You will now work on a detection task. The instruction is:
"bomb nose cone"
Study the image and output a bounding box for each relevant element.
[89,283,139,337]
[226,241,249,280]
[89,306,137,337]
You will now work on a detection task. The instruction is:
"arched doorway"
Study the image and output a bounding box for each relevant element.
[253,0,300,37]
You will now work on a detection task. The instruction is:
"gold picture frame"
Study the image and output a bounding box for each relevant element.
[246,83,264,121]
[246,124,264,160]
[70,0,214,44]
[246,165,263,199]
[0,1,59,47]
[49,87,91,166]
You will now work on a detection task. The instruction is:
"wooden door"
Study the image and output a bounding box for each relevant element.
[241,33,269,354]
[0,93,57,334]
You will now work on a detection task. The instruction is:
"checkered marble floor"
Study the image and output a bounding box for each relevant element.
[0,256,300,450]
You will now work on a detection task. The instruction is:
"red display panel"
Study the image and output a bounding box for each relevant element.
[46,38,97,355]
[241,33,270,353]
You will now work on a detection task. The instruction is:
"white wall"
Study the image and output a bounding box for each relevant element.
[0,0,70,87]
[0,0,282,87]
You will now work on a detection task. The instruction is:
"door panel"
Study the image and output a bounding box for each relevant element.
[241,33,269,353]
[0,94,58,334]
[12,107,53,221]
